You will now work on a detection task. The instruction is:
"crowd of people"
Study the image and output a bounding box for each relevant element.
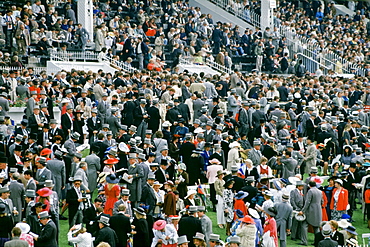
[0,0,369,247]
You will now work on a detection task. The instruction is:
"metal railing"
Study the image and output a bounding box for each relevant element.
[50,50,99,62]
[102,56,137,73]
[296,53,331,75]
[179,56,233,75]
[209,0,261,28]
[0,66,59,75]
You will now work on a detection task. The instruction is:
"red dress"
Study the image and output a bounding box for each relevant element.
[264,217,278,247]
[233,199,248,220]
[103,184,120,216]
[322,191,328,221]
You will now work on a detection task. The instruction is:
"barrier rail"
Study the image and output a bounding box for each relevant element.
[50,50,99,62]
[102,56,137,73]
[0,66,55,75]
[180,56,233,75]
[209,0,261,28]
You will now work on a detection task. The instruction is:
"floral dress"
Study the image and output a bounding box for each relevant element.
[223,188,234,223]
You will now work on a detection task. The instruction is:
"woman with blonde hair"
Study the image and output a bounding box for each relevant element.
[67,224,93,247]
[103,174,120,216]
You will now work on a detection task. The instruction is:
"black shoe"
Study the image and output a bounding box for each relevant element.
[59,215,67,220]
[298,242,308,246]
[291,238,296,241]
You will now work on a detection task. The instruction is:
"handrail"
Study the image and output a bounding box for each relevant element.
[208,0,261,28]
[102,56,137,73]
[50,50,98,62]
[179,56,233,75]
[296,53,331,74]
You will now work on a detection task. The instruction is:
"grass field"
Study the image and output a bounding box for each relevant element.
[58,203,369,246]
[58,149,369,246]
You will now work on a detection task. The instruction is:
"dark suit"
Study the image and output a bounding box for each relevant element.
[35,168,52,190]
[204,129,216,143]
[317,238,338,247]
[86,117,102,139]
[28,114,41,134]
[94,226,118,247]
[36,220,58,247]
[122,101,135,126]
[109,213,132,247]
[147,105,160,132]
[106,115,121,136]
[178,215,203,247]
[66,187,84,227]
[91,141,109,168]
[61,113,73,137]
[331,231,344,246]
[262,144,278,160]
[83,205,99,236]
[39,96,54,119]
[141,183,156,215]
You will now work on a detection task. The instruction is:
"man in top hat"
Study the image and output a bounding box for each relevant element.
[300,181,322,235]
[178,206,203,247]
[35,157,52,190]
[133,98,149,138]
[147,99,161,132]
[0,186,15,218]
[208,234,221,247]
[15,119,29,144]
[86,108,102,143]
[238,101,251,136]
[94,215,118,247]
[290,180,307,244]
[61,104,74,137]
[347,162,360,217]
[127,153,144,208]
[74,162,89,192]
[280,150,298,179]
[82,197,103,236]
[140,174,156,215]
[198,206,212,244]
[48,119,64,143]
[113,189,132,217]
[85,146,101,192]
[274,192,293,247]
[34,211,58,247]
[46,150,65,199]
[24,189,36,218]
[105,108,121,136]
[39,89,54,119]
[97,93,111,123]
[64,132,80,162]
[248,140,262,166]
[229,235,241,246]
[91,133,109,168]
[26,91,37,118]
[109,204,132,247]
[178,235,190,247]
[304,136,317,175]
[66,176,87,227]
[317,223,338,247]
[28,106,45,134]
[9,172,24,223]
[8,144,23,170]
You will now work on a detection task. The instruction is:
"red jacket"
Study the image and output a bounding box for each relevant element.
[330,188,348,211]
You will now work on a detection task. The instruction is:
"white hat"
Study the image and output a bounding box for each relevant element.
[185,190,197,199]
[15,222,30,234]
[162,121,172,127]
[229,141,241,148]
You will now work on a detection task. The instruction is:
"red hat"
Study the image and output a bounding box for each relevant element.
[153,220,166,230]
[37,187,53,197]
[241,215,255,224]
[104,158,119,165]
[40,148,52,156]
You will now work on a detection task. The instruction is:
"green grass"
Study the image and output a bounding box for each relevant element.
[58,206,369,247]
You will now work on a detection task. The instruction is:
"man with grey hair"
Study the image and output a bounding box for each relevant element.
[9,172,24,223]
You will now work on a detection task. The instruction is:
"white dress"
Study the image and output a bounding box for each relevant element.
[67,231,93,247]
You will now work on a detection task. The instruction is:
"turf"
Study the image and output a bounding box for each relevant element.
[58,206,369,246]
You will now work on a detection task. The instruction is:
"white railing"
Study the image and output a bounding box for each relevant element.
[179,56,233,75]
[209,0,261,28]
[296,53,331,75]
[0,66,44,74]
[50,50,98,62]
[102,56,137,73]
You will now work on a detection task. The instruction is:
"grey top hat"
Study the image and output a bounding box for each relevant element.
[0,186,9,193]
[71,132,81,140]
[128,153,137,159]
[147,174,156,180]
[102,124,109,129]
[49,119,57,124]
[193,232,205,241]
[138,153,146,160]
[37,157,47,165]
[193,119,201,125]
[38,211,50,220]
[9,167,17,173]
[177,236,190,245]
[15,134,23,142]
[91,108,98,114]
[188,206,198,213]
[229,236,241,244]
[25,189,36,198]
[209,234,220,242]
[197,206,206,212]
[295,180,305,186]
[129,125,137,132]
[271,115,278,121]
[290,103,297,108]
[121,189,130,196]
[144,138,151,145]
[322,223,332,236]
[98,215,110,226]
[253,140,261,146]
[44,180,54,187]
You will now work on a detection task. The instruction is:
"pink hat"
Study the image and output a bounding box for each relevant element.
[209,158,221,165]
[153,220,166,230]
[311,176,324,185]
